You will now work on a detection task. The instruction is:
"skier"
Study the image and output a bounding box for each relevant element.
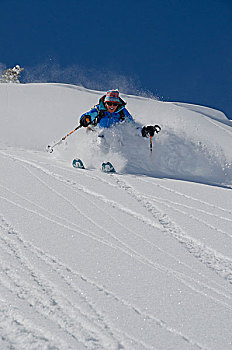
[80,89,161,137]
[75,89,161,172]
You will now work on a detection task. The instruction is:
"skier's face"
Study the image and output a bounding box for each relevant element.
[105,102,119,113]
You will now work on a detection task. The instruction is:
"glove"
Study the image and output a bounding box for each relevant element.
[80,115,92,127]
[142,125,161,137]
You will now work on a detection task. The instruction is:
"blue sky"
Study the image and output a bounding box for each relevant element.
[1,0,232,118]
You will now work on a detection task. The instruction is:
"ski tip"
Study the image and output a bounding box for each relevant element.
[101,162,116,173]
[72,158,85,169]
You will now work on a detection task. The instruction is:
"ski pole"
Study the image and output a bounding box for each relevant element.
[47,124,82,153]
[148,125,161,154]
[150,136,153,154]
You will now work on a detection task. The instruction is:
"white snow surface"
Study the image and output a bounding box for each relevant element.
[0,83,232,350]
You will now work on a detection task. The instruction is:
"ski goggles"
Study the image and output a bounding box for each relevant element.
[105,102,119,106]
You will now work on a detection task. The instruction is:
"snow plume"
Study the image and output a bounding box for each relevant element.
[0,62,6,75]
[54,122,232,186]
[22,61,157,98]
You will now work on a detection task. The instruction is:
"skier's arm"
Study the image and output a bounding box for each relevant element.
[122,108,135,124]
[80,107,99,127]
[121,108,161,137]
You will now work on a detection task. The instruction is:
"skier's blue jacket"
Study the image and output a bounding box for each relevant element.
[80,95,134,128]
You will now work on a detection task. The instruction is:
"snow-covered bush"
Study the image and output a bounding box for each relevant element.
[0,65,24,83]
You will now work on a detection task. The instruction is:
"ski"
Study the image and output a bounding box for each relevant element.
[72,158,85,169]
[101,162,116,173]
[72,159,116,173]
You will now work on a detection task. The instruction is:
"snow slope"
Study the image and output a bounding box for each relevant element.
[0,83,232,350]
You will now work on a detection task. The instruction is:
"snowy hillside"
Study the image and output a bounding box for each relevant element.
[0,83,232,350]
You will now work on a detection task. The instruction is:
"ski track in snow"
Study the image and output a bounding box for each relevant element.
[0,215,207,350]
[112,175,232,284]
[49,165,230,302]
[1,150,232,301]
[137,177,232,216]
[0,216,126,350]
[0,301,67,350]
[0,150,223,349]
[77,171,232,299]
